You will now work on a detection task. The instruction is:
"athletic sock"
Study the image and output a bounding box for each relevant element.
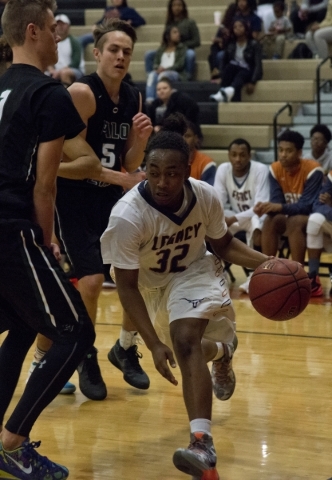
[33,346,47,363]
[119,328,138,350]
[212,342,225,361]
[190,419,212,436]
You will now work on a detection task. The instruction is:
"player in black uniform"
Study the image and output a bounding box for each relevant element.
[29,19,153,401]
[0,0,100,479]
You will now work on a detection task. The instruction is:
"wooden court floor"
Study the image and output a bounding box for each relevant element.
[1,265,332,480]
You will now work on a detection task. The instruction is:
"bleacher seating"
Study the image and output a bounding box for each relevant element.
[57,0,332,164]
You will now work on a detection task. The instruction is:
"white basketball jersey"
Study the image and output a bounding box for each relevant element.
[214,160,269,221]
[101,178,227,289]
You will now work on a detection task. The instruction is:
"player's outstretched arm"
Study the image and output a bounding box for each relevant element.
[208,231,270,270]
[114,267,178,386]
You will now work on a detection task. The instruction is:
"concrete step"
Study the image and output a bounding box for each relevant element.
[293,114,332,125]
[215,102,295,125]
[302,103,332,115]
[200,149,229,165]
[201,125,273,149]
[254,150,275,164]
[263,59,332,81]
[241,80,315,103]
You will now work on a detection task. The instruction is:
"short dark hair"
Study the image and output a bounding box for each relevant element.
[2,0,57,47]
[161,112,203,143]
[228,138,251,153]
[277,129,305,150]
[161,113,188,136]
[94,18,137,50]
[146,115,190,166]
[310,124,332,143]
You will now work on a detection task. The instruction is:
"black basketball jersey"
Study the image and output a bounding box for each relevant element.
[58,72,140,192]
[0,64,85,221]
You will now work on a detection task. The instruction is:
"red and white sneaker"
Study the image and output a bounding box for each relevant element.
[173,432,220,479]
[309,274,323,297]
[211,335,237,400]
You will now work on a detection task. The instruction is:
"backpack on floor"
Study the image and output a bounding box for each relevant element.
[288,42,313,59]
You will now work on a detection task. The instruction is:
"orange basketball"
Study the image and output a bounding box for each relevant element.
[248,258,311,321]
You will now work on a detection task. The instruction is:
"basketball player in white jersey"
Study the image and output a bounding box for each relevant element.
[100,120,269,480]
[213,138,269,293]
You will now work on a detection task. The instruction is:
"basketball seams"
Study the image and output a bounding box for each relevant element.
[248,258,311,321]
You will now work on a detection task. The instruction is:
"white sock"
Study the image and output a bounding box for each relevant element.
[190,419,212,435]
[33,347,47,363]
[212,342,225,361]
[119,328,138,350]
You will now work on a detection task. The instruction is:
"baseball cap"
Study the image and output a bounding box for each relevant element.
[55,14,71,25]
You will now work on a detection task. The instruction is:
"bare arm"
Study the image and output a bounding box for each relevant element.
[33,138,64,248]
[114,267,178,386]
[208,230,270,269]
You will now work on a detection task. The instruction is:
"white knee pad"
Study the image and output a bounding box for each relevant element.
[306,213,326,235]
[307,213,326,248]
[307,232,324,249]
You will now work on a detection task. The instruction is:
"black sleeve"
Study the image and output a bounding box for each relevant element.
[250,41,263,84]
[34,85,86,142]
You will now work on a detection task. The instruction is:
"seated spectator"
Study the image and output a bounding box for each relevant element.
[208,3,237,79]
[145,26,187,103]
[78,0,146,50]
[254,129,324,265]
[145,0,200,81]
[161,113,217,184]
[305,0,332,58]
[46,14,85,86]
[209,19,263,102]
[261,0,292,59]
[306,172,332,296]
[290,0,328,36]
[302,124,332,174]
[256,0,275,34]
[184,120,217,185]
[214,137,269,292]
[233,0,263,39]
[146,78,199,129]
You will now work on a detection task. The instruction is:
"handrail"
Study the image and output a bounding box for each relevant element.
[316,56,332,124]
[273,103,292,161]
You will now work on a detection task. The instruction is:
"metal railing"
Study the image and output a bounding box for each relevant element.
[273,103,292,161]
[316,56,332,124]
